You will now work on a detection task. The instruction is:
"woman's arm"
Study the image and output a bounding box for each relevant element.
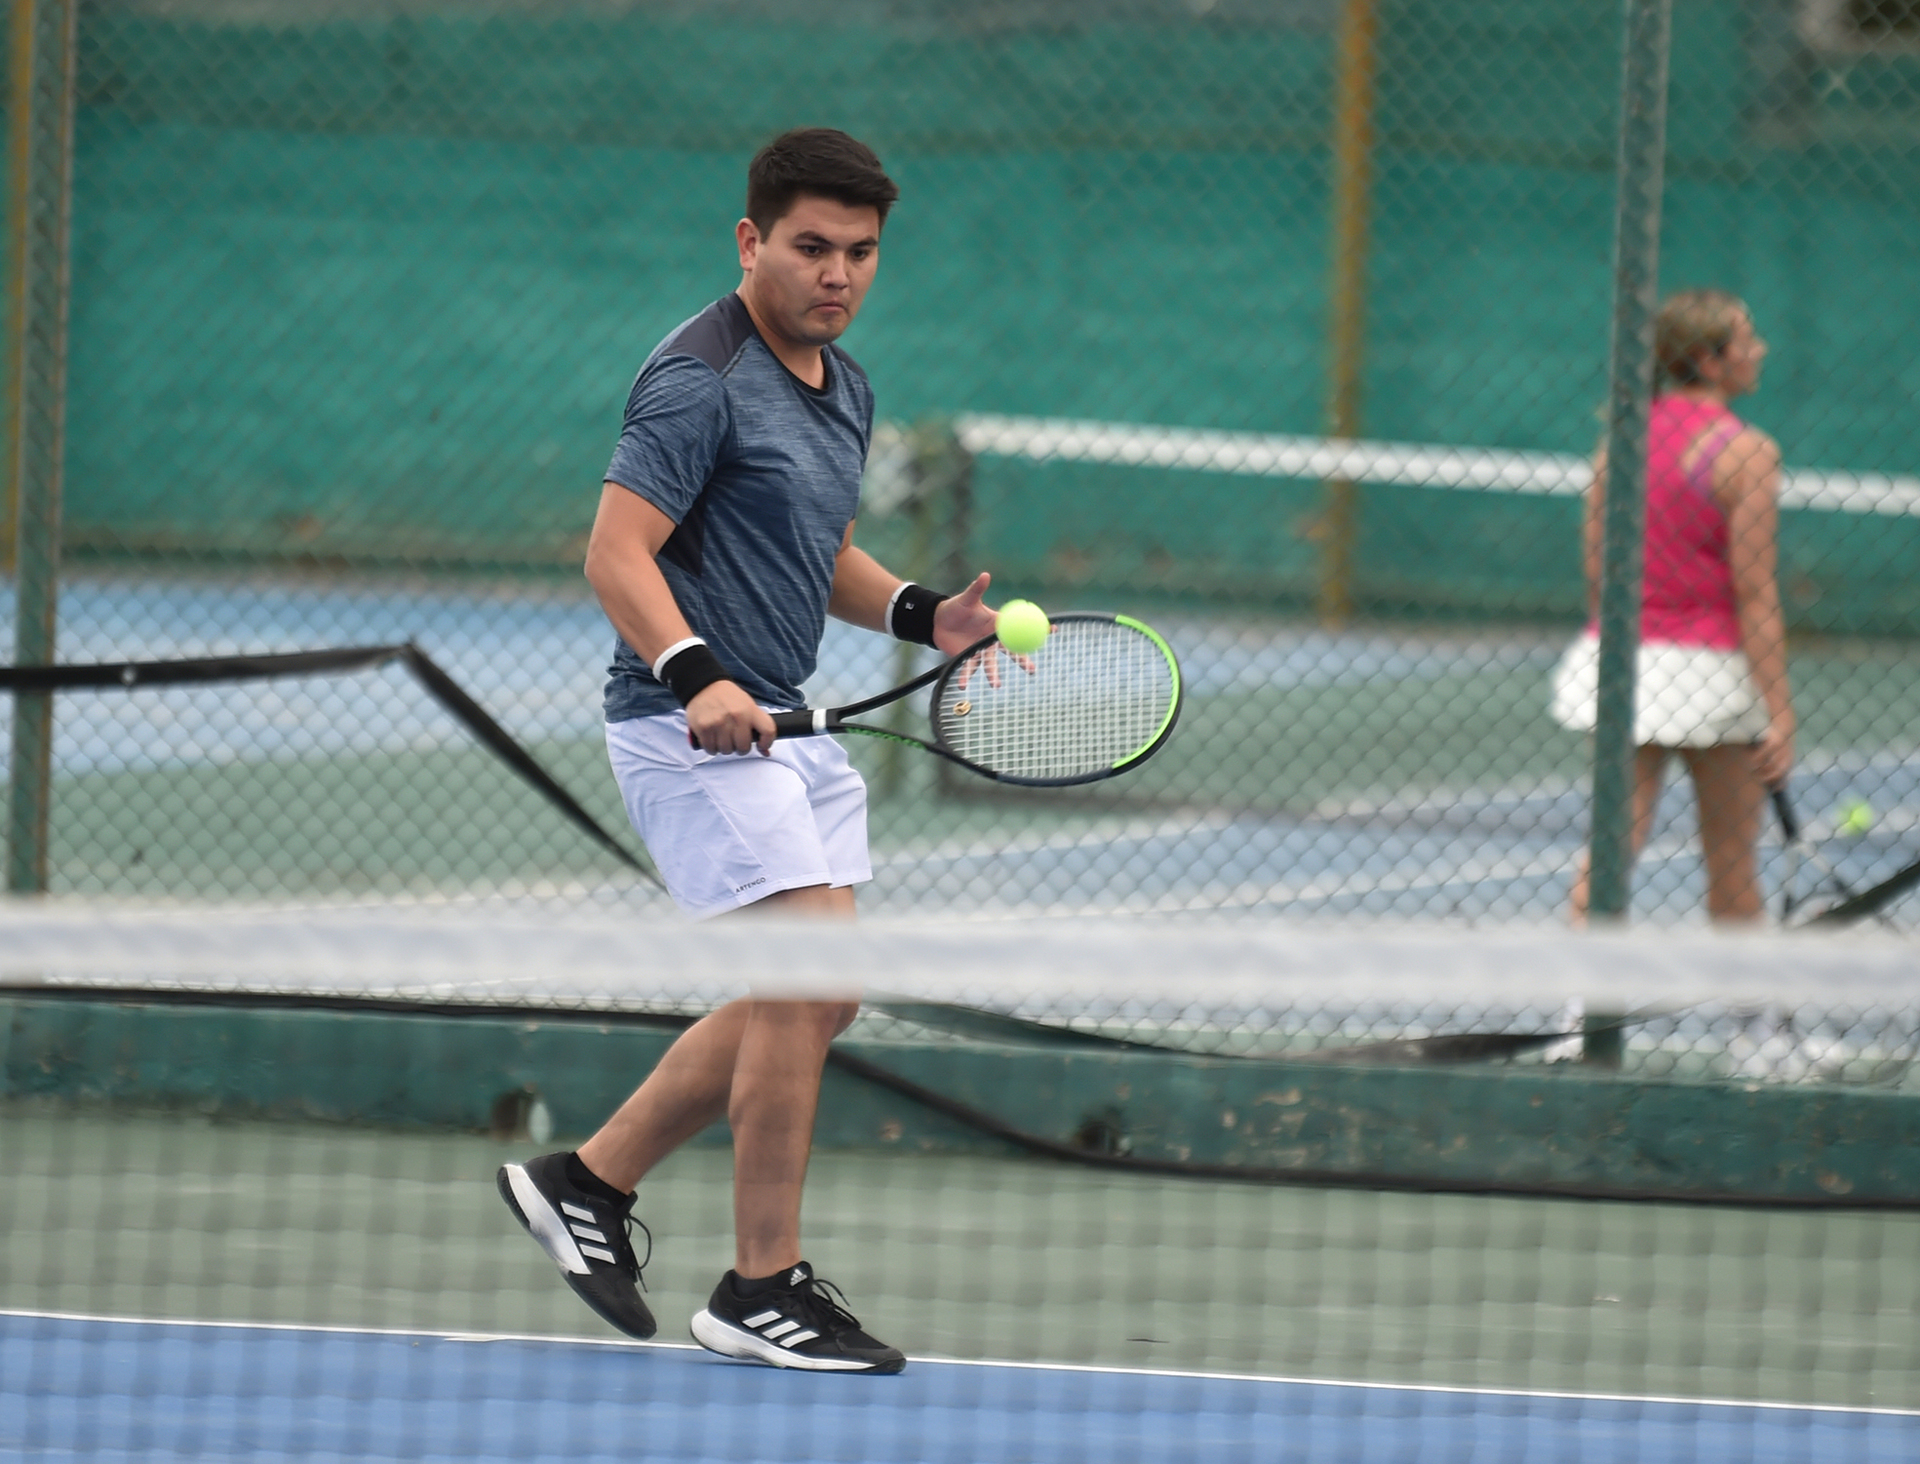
[1716,429,1793,785]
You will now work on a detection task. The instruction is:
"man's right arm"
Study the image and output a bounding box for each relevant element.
[584,483,776,756]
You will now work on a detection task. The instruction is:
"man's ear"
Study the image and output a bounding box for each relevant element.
[736,217,761,273]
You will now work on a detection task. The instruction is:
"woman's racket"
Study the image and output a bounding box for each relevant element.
[1771,783,1883,926]
[746,612,1181,787]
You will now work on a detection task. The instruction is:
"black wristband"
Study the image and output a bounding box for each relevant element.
[889,583,950,647]
[656,643,734,708]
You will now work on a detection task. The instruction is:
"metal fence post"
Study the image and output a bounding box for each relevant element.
[1587,0,1671,926]
[5,0,77,894]
[1318,0,1380,626]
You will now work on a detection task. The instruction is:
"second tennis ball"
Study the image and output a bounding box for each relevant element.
[1838,798,1874,836]
[996,599,1050,655]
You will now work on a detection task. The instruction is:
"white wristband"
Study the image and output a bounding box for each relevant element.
[884,581,912,640]
[650,635,707,682]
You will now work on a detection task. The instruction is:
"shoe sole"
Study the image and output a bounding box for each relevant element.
[690,1309,904,1374]
[497,1164,589,1275]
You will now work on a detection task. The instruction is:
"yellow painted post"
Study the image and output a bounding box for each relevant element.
[1319,0,1380,626]
[6,0,77,893]
[2,0,33,576]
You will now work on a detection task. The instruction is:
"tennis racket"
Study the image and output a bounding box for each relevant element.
[744,612,1181,787]
[1773,784,1862,924]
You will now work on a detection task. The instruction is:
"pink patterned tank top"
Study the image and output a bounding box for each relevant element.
[1592,395,1745,650]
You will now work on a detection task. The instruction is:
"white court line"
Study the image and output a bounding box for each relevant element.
[3,1307,1914,1420]
[0,1304,695,1353]
[957,414,1920,518]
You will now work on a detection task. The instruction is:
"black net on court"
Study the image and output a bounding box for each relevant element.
[3,908,1918,1460]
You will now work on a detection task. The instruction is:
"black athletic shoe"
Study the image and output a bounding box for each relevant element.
[691,1261,905,1374]
[497,1152,656,1340]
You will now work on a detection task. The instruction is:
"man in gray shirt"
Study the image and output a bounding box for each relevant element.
[498,129,1000,1374]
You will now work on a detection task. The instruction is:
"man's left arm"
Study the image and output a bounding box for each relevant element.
[827,522,999,657]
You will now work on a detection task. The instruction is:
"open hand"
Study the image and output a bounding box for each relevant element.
[933,573,1045,691]
[931,572,998,655]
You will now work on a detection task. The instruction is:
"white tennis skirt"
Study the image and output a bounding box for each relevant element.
[1550,631,1768,747]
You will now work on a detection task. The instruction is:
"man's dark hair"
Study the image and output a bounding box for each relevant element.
[746,129,899,237]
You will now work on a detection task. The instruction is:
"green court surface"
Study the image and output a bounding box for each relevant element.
[4,1107,1916,1410]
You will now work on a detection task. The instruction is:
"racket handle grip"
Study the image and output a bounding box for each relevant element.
[1770,785,1800,842]
[685,709,827,749]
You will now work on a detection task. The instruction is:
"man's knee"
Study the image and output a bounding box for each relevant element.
[742,883,857,919]
[749,996,859,1044]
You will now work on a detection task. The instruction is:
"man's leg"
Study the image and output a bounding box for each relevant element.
[525,726,895,1364]
[685,891,902,1370]
[498,882,857,1342]
[574,882,854,1202]
[572,1001,752,1191]
[727,990,858,1276]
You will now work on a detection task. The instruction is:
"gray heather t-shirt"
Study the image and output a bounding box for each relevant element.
[601,293,874,722]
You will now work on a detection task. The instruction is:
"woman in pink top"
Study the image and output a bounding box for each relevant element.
[1552,289,1795,922]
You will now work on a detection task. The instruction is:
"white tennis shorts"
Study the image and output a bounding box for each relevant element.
[1550,631,1769,748]
[606,713,872,920]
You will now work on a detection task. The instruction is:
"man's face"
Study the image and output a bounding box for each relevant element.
[737,194,881,349]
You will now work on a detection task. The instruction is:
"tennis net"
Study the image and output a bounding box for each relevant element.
[4,903,1918,1461]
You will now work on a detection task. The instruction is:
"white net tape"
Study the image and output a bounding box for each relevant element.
[2,898,1912,1009]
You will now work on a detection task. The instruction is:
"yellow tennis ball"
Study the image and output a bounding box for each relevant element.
[996,599,1050,655]
[1837,799,1874,836]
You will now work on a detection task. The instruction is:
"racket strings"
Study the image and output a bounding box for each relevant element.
[933,620,1176,780]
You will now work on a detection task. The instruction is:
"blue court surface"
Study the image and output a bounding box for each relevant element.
[5,1313,1915,1464]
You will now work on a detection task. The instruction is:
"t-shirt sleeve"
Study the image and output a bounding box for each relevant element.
[603,354,730,523]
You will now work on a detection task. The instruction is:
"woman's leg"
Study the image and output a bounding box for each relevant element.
[1683,743,1767,922]
[1570,746,1671,923]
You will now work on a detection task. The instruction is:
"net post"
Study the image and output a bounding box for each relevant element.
[1580,1010,1625,1069]
[5,0,76,895]
[874,421,963,800]
[1586,0,1671,927]
[925,420,973,804]
[931,420,973,600]
[1317,0,1379,628]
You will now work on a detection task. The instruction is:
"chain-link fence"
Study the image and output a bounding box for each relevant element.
[3,0,1918,923]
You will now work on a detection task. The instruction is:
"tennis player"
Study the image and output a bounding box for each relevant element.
[1553,289,1794,922]
[498,129,998,1374]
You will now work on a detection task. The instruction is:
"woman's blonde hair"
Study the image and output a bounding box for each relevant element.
[1654,288,1748,391]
